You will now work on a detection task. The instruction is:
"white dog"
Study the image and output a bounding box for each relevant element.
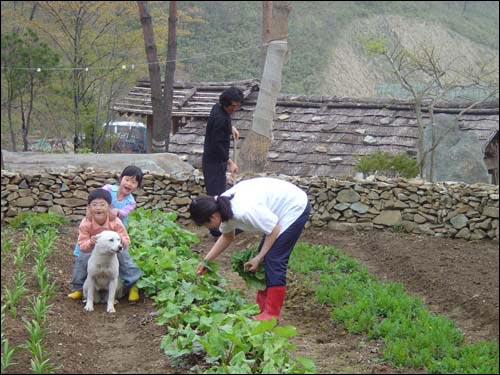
[83,231,124,313]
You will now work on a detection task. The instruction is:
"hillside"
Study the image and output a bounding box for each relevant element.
[177,1,499,96]
[1,1,498,152]
[319,14,499,97]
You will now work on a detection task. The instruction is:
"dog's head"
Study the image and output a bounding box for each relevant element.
[94,231,123,255]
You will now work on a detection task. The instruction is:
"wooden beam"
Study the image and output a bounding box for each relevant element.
[176,87,197,109]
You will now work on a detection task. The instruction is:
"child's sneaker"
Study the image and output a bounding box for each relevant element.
[128,285,139,302]
[68,290,83,300]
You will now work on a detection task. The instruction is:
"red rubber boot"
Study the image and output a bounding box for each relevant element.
[256,288,267,312]
[252,286,286,321]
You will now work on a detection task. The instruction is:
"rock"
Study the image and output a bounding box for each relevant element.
[422,114,490,184]
[350,202,369,213]
[2,150,194,176]
[16,197,35,208]
[363,135,377,144]
[334,203,350,211]
[450,214,468,229]
[53,198,88,208]
[337,189,361,203]
[373,210,402,226]
[455,227,471,240]
[49,205,65,216]
[483,206,499,218]
[414,214,427,224]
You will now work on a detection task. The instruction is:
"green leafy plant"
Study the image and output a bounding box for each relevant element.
[13,242,30,269]
[355,151,419,178]
[1,305,17,372]
[1,239,13,256]
[230,248,266,290]
[3,271,28,317]
[25,295,52,325]
[10,212,67,233]
[289,243,499,374]
[128,208,315,374]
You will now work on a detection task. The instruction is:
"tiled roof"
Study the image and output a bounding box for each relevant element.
[114,79,499,177]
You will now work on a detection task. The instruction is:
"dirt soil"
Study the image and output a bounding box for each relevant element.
[1,224,498,374]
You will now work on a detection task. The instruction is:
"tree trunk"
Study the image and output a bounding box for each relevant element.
[7,84,17,152]
[268,1,290,41]
[138,1,167,153]
[19,92,28,151]
[163,1,177,152]
[415,99,425,178]
[260,1,272,74]
[72,69,82,151]
[23,75,36,152]
[72,15,83,152]
[429,108,435,182]
[240,1,291,173]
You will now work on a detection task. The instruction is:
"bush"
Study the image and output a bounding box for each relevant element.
[10,212,67,233]
[355,151,419,178]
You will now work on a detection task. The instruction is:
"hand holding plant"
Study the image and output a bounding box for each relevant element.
[196,263,208,275]
[231,248,266,290]
[243,255,262,272]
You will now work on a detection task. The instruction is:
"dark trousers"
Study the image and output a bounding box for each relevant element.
[258,202,311,287]
[202,160,227,236]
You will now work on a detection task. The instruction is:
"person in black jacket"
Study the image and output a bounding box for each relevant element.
[202,86,243,237]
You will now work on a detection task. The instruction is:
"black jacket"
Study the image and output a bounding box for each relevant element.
[203,103,232,163]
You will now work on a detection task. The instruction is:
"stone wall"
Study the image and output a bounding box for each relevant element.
[1,169,498,241]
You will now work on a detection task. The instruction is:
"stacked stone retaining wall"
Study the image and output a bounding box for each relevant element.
[1,169,498,241]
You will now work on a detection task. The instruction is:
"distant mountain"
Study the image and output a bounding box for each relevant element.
[177,1,499,97]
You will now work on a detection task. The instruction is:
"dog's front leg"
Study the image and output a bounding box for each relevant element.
[106,278,118,313]
[84,284,95,312]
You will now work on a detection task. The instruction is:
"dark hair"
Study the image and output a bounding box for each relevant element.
[120,165,143,187]
[88,188,112,205]
[190,195,234,225]
[219,87,244,108]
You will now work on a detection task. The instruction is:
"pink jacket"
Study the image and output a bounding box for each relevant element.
[77,216,130,253]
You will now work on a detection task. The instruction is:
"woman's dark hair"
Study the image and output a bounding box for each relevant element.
[190,195,234,225]
[219,87,244,108]
[120,165,144,187]
[88,188,112,205]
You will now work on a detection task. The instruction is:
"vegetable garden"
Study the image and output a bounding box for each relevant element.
[1,209,498,374]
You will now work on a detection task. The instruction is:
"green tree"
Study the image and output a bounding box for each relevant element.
[1,29,59,151]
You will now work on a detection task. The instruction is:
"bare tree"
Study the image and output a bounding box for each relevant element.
[138,1,168,153]
[260,1,273,74]
[362,34,499,179]
[163,1,177,151]
[35,2,139,152]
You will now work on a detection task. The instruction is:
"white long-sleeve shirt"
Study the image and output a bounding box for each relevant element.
[219,177,308,237]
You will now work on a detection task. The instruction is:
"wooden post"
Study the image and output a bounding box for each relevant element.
[239,1,291,173]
